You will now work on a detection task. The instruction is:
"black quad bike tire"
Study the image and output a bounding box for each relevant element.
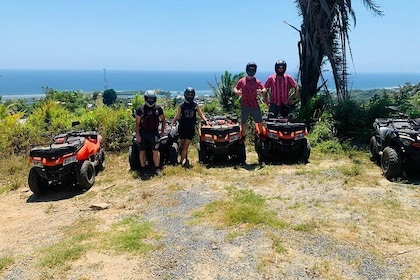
[198,142,208,164]
[236,142,246,165]
[28,167,48,195]
[78,161,96,190]
[369,136,380,163]
[128,145,140,171]
[97,149,106,172]
[300,138,311,163]
[255,137,270,165]
[169,143,179,165]
[380,146,401,179]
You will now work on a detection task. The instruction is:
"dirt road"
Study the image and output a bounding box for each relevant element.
[1,153,419,279]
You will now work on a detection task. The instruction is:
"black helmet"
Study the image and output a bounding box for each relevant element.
[144,90,157,107]
[184,87,196,102]
[275,60,287,76]
[246,61,257,76]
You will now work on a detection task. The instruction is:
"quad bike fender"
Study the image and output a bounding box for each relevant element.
[255,123,267,137]
[76,138,100,161]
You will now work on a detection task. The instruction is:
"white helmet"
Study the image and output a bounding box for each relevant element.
[144,90,157,107]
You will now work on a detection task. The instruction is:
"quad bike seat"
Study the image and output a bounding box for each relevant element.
[411,118,420,128]
[201,123,240,135]
[391,121,412,130]
[374,118,390,126]
[30,137,85,159]
[265,121,306,132]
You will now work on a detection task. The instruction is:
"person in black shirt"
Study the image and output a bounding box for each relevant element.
[135,90,166,176]
[170,87,208,168]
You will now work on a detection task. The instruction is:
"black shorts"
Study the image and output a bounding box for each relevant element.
[138,131,159,151]
[269,103,290,118]
[179,127,195,140]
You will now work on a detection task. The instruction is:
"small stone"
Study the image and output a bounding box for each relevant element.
[89,203,110,210]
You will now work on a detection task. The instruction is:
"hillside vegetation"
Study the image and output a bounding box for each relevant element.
[0,85,419,279]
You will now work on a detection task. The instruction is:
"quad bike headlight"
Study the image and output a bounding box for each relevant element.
[205,136,215,143]
[229,134,239,142]
[63,155,77,166]
[295,133,305,140]
[32,159,43,168]
[268,131,279,139]
[399,135,414,146]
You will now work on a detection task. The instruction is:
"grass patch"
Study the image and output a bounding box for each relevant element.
[307,260,344,279]
[38,218,99,270]
[0,155,29,194]
[101,215,158,254]
[267,231,287,254]
[37,215,159,277]
[338,164,363,177]
[0,254,14,272]
[192,187,288,229]
[292,222,317,232]
[44,203,58,215]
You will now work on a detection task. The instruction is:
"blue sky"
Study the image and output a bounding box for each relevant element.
[1,0,419,73]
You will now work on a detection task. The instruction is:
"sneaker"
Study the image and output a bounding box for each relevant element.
[182,159,190,169]
[139,168,146,178]
[155,168,162,176]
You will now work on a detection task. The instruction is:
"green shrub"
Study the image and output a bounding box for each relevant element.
[308,112,336,145]
[44,87,90,112]
[26,101,74,136]
[331,99,368,141]
[202,99,224,116]
[0,113,28,154]
[87,107,134,151]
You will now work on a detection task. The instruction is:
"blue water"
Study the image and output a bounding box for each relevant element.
[1,69,420,99]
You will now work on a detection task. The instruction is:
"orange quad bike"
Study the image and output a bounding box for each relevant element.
[28,122,105,195]
[255,115,310,164]
[197,115,246,165]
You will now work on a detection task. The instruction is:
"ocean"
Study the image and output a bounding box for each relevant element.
[1,69,420,100]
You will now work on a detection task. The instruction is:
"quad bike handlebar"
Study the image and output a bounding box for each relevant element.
[201,115,238,126]
[385,106,409,118]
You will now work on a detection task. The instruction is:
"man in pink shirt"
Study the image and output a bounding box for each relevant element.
[264,60,299,118]
[234,61,267,139]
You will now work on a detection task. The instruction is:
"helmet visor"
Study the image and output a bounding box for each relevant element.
[246,67,256,76]
[275,66,285,75]
[145,97,156,104]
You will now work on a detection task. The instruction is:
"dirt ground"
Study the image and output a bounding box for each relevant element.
[0,153,419,280]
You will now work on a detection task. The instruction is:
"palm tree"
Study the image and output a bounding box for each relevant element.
[294,0,383,105]
[208,70,245,114]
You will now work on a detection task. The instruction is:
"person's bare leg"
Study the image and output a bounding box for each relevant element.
[181,139,191,165]
[179,139,185,163]
[139,150,146,167]
[153,150,160,168]
[257,122,264,134]
[241,124,246,136]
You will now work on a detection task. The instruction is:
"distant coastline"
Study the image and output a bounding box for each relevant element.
[1,69,420,100]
